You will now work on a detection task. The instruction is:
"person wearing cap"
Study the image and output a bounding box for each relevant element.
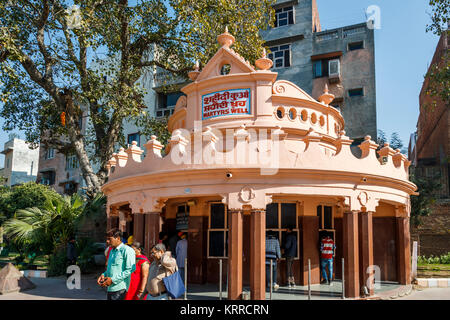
[175,232,188,283]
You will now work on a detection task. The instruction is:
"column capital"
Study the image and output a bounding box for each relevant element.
[221,188,271,211]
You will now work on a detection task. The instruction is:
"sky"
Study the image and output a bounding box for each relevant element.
[0,0,441,166]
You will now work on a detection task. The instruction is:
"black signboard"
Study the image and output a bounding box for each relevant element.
[176,204,189,231]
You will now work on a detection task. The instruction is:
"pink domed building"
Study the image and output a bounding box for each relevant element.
[102,29,416,299]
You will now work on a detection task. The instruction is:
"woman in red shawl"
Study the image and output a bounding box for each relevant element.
[124,242,150,300]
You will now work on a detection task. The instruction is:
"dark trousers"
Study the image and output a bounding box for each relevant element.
[107,289,127,300]
[265,259,277,287]
[286,257,294,284]
[179,267,185,283]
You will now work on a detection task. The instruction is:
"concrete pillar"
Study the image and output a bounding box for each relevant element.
[144,212,160,257]
[133,214,145,245]
[228,209,243,300]
[359,211,374,296]
[299,216,320,285]
[250,209,266,300]
[396,217,411,285]
[343,211,359,298]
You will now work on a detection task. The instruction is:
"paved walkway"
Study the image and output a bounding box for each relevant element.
[395,287,450,300]
[0,275,421,300]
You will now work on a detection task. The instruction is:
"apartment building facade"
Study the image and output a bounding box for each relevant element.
[262,0,377,142]
[0,138,39,187]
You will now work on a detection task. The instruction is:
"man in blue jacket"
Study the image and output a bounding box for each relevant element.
[266,231,281,291]
[284,227,297,288]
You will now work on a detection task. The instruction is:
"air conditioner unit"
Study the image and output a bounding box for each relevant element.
[328,59,341,84]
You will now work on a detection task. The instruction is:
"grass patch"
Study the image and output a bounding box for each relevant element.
[418,264,450,271]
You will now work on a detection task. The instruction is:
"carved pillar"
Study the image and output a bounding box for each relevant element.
[250,209,266,300]
[133,214,145,245]
[228,209,243,300]
[343,210,360,298]
[396,217,411,285]
[359,211,374,296]
[144,212,160,257]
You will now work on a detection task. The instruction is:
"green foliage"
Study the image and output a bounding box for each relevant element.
[424,0,449,110]
[2,193,85,255]
[410,171,442,227]
[426,0,449,36]
[0,182,63,221]
[0,0,276,194]
[75,237,98,273]
[418,252,450,264]
[48,248,67,277]
[376,129,387,147]
[134,114,171,149]
[389,132,404,151]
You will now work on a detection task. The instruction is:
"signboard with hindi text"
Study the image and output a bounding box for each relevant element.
[202,88,251,120]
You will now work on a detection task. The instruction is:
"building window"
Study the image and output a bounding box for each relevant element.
[348,88,364,97]
[317,205,334,230]
[268,44,291,68]
[208,203,228,258]
[66,153,79,170]
[313,60,322,78]
[266,202,299,258]
[156,92,184,118]
[313,57,340,78]
[45,148,55,160]
[6,157,10,169]
[348,41,364,51]
[64,182,77,196]
[127,133,140,147]
[274,6,294,28]
[40,171,55,186]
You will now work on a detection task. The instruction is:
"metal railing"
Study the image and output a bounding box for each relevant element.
[308,259,311,300]
[184,257,187,300]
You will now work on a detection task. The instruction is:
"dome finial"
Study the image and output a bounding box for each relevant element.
[217,26,235,47]
[188,60,201,81]
[255,47,273,70]
[318,83,335,105]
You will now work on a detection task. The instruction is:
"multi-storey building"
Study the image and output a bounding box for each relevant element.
[0,138,39,187]
[409,29,449,256]
[262,0,377,142]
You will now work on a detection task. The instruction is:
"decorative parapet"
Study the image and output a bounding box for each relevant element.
[106,153,117,175]
[170,129,189,156]
[359,135,379,160]
[114,148,128,167]
[126,141,144,163]
[377,142,396,165]
[143,135,163,159]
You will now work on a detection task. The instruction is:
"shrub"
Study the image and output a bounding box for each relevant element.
[48,248,67,277]
[418,252,450,265]
[76,238,98,274]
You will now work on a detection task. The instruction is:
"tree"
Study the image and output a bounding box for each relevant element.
[377,129,387,147]
[426,0,449,36]
[0,0,275,196]
[410,171,442,227]
[3,193,85,255]
[389,132,404,151]
[0,182,63,221]
[424,0,449,110]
